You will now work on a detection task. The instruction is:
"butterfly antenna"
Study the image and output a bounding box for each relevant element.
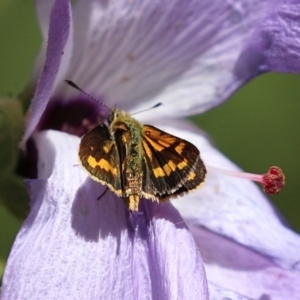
[131,102,162,116]
[65,80,112,111]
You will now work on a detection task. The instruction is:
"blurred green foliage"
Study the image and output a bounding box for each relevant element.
[0,97,29,219]
[0,1,300,277]
[0,0,41,275]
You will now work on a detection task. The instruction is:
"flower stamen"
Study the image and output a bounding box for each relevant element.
[207,166,285,194]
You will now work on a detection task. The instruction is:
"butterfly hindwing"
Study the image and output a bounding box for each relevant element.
[78,123,123,196]
[142,125,206,200]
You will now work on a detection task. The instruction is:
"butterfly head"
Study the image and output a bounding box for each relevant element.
[107,108,127,124]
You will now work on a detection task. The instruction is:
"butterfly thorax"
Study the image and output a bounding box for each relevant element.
[109,110,144,210]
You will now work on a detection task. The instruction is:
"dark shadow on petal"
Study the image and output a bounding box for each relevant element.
[142,199,189,229]
[71,177,128,247]
[259,294,271,300]
[291,260,300,271]
[127,199,189,240]
[190,225,276,271]
[128,210,150,239]
[17,138,39,179]
[72,178,189,244]
[136,200,193,299]
[24,178,48,228]
[234,31,271,79]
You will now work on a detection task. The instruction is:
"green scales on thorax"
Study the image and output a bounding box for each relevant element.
[109,110,145,210]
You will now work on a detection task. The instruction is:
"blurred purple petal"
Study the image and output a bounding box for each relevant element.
[22,0,72,146]
[236,0,300,76]
[54,0,276,119]
[28,0,300,130]
[32,0,62,82]
[2,130,208,300]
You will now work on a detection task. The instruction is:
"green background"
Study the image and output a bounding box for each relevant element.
[0,1,300,275]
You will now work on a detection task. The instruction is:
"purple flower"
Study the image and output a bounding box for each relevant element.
[2,0,300,299]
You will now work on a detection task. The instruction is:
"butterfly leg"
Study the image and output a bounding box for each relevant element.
[97,187,109,200]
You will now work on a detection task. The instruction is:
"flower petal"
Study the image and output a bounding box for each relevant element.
[35,0,56,39]
[159,119,300,270]
[236,0,300,76]
[57,0,274,118]
[22,0,72,146]
[194,226,300,300]
[208,283,251,300]
[2,130,208,300]
[151,119,300,298]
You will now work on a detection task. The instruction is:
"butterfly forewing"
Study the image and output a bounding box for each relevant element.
[142,125,206,200]
[78,124,123,196]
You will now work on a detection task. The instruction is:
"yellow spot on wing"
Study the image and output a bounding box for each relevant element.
[163,164,172,176]
[167,160,177,171]
[142,141,152,160]
[178,159,187,170]
[153,167,165,178]
[163,160,177,175]
[157,138,173,148]
[161,135,176,144]
[187,171,196,181]
[145,127,176,145]
[87,155,117,175]
[175,142,185,155]
[153,159,187,177]
[103,141,113,154]
[144,136,164,151]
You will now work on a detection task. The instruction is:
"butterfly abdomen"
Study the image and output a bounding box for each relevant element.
[111,115,145,210]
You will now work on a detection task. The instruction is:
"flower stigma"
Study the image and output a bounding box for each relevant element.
[207,165,285,194]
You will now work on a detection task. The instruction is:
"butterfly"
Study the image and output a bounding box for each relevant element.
[78,108,206,211]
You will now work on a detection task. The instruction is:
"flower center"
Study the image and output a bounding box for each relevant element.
[18,95,108,179]
[37,96,106,137]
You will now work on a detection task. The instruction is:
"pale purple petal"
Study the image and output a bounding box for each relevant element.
[31,0,73,89]
[22,0,72,146]
[31,0,56,84]
[194,227,300,300]
[208,283,251,300]
[2,130,208,300]
[56,0,279,119]
[156,119,300,269]
[151,119,300,299]
[236,0,300,76]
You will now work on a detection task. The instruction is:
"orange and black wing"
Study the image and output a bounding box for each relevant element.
[78,124,123,197]
[141,125,206,201]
